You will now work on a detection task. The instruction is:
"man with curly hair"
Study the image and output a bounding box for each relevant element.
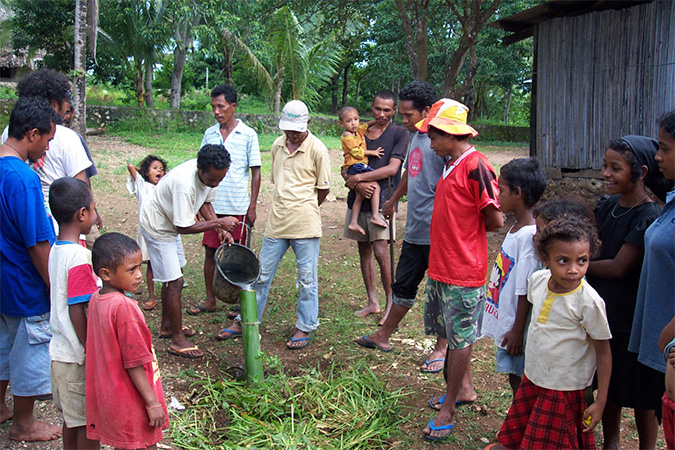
[2,69,98,233]
[139,144,240,359]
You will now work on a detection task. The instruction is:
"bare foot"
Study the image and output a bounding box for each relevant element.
[370,214,389,229]
[355,304,381,318]
[9,419,61,442]
[347,223,366,235]
[378,300,392,326]
[0,405,12,424]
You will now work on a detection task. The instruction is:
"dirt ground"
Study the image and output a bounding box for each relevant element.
[0,135,664,449]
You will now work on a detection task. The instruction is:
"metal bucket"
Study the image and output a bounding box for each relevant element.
[212,243,261,304]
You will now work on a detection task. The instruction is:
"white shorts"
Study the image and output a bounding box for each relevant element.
[140,229,186,282]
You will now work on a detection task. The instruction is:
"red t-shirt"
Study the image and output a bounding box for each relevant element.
[85,291,168,448]
[428,148,500,287]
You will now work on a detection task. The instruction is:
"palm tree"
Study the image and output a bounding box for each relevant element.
[221,6,341,113]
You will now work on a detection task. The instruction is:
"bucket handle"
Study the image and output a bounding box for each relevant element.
[226,220,256,253]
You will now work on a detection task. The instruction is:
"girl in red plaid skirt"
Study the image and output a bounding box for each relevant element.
[493,216,613,450]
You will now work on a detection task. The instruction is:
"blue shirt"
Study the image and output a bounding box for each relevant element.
[629,189,675,373]
[202,120,261,215]
[0,156,56,317]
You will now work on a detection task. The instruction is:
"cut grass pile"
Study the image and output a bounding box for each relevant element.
[170,357,407,450]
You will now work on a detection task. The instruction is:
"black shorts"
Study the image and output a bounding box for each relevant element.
[390,241,430,308]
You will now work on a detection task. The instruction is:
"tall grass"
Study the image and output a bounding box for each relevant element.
[170,356,407,449]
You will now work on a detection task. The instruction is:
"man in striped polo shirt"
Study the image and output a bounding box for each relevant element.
[187,84,261,315]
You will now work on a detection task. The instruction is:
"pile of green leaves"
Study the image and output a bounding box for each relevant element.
[170,356,407,450]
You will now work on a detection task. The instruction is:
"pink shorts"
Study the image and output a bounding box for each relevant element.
[202,215,247,248]
[664,392,675,450]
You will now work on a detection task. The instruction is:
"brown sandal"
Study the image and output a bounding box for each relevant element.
[143,300,157,311]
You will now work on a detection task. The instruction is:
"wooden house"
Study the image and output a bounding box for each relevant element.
[492,0,675,176]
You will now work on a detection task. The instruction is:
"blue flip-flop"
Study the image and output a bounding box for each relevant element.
[429,395,475,410]
[287,333,311,350]
[421,358,445,373]
[355,335,393,352]
[216,328,241,341]
[425,419,454,441]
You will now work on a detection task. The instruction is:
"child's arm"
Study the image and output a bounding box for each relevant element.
[127,366,165,427]
[365,147,384,158]
[657,316,675,353]
[365,119,377,128]
[583,339,611,432]
[69,303,88,347]
[501,295,531,355]
[587,242,642,279]
[127,164,139,181]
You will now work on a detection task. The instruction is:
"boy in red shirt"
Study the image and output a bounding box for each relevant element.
[416,99,503,441]
[87,233,168,449]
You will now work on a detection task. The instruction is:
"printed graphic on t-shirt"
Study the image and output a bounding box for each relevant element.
[408,147,423,178]
[485,247,514,318]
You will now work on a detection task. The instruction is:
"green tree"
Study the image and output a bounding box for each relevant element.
[8,0,75,72]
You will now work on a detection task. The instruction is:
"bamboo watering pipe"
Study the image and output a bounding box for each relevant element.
[239,288,263,385]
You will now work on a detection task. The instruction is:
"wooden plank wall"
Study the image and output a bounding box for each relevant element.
[534,0,675,170]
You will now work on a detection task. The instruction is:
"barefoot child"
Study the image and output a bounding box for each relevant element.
[87,233,168,449]
[127,155,167,311]
[586,136,665,449]
[481,158,547,399]
[496,216,612,450]
[48,177,100,450]
[338,106,388,235]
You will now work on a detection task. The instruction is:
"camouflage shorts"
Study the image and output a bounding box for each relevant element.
[424,279,485,350]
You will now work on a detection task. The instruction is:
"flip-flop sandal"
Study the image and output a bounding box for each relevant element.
[425,419,454,441]
[421,358,445,373]
[286,334,311,350]
[167,346,204,359]
[216,328,242,341]
[142,300,157,311]
[227,305,241,319]
[186,302,216,316]
[159,326,196,339]
[428,395,475,410]
[355,335,393,352]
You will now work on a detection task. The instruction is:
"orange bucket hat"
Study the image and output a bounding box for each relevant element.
[415,98,478,137]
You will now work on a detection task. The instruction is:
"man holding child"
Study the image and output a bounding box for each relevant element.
[343,90,409,323]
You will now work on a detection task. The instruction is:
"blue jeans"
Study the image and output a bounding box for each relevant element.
[254,236,320,332]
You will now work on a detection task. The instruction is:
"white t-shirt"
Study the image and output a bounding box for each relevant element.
[139,159,216,241]
[524,269,612,391]
[2,124,92,212]
[127,175,156,259]
[48,241,99,365]
[482,224,539,348]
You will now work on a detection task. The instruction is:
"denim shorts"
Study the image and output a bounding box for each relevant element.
[496,347,525,377]
[0,313,52,397]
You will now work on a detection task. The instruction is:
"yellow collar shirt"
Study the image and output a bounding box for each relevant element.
[265,131,331,239]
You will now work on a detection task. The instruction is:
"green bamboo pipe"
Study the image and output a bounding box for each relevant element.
[239,288,263,384]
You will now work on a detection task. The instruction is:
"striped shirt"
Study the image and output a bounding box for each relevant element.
[201,120,262,215]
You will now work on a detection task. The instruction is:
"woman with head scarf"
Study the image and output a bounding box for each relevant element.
[586,134,671,450]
